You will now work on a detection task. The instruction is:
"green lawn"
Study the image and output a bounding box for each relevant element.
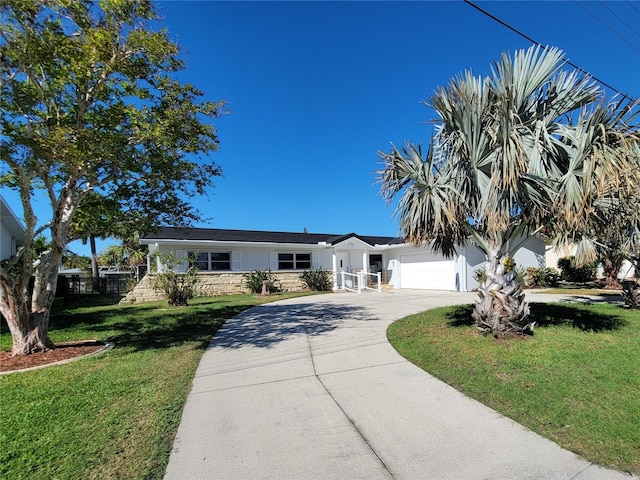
[0,293,313,479]
[387,302,640,476]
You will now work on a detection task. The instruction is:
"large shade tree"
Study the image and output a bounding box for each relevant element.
[0,0,225,355]
[379,45,639,336]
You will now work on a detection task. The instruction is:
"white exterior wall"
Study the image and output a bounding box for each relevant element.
[513,236,546,270]
[1,221,14,261]
[151,243,333,272]
[546,243,636,280]
[619,260,636,280]
[1,197,25,261]
[144,235,546,294]
[463,237,546,291]
[383,236,546,292]
[461,244,486,292]
[545,243,576,271]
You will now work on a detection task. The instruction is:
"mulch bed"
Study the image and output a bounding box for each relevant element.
[0,340,107,373]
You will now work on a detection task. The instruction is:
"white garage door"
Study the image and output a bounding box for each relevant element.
[400,253,456,290]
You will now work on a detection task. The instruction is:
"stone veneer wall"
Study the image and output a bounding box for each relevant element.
[122,271,331,303]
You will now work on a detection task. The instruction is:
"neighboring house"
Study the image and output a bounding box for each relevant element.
[0,196,25,261]
[124,226,546,302]
[545,243,636,280]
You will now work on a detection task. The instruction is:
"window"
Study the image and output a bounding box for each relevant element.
[189,252,231,271]
[192,252,209,270]
[278,252,311,270]
[210,252,231,271]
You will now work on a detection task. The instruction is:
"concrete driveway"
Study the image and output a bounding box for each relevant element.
[165,290,634,480]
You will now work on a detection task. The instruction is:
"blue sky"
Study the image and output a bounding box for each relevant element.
[4,1,640,256]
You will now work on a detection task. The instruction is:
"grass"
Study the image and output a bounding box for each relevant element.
[0,292,314,479]
[387,302,640,476]
[531,280,624,296]
[532,288,622,296]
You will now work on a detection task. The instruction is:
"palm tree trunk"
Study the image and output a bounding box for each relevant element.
[472,250,533,336]
[90,235,101,292]
[601,255,623,290]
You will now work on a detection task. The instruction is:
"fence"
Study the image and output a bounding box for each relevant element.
[339,271,382,294]
[60,273,132,297]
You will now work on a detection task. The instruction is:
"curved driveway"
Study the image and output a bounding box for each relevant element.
[165,290,634,480]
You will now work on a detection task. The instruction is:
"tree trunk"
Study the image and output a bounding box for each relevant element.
[90,235,101,292]
[601,255,623,290]
[1,244,63,356]
[621,280,640,309]
[0,278,55,356]
[472,250,533,336]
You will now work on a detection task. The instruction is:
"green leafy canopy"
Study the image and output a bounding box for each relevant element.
[1,0,227,246]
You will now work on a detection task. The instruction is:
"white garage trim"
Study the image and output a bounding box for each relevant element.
[400,253,456,290]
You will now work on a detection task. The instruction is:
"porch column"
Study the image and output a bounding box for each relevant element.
[362,250,368,274]
[332,247,338,290]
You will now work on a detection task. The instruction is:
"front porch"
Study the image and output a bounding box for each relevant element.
[329,236,386,292]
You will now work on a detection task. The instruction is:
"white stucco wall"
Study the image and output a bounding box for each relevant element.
[146,234,547,293]
[463,236,546,291]
[1,221,14,261]
[461,244,486,292]
[150,243,333,272]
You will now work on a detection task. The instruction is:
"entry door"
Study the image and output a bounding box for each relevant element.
[337,252,351,272]
[336,252,351,288]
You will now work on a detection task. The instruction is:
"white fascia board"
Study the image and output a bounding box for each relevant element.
[139,238,327,250]
[375,242,410,250]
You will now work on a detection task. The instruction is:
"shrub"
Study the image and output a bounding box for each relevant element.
[300,268,332,291]
[152,252,199,306]
[525,267,561,288]
[243,269,280,294]
[557,256,597,282]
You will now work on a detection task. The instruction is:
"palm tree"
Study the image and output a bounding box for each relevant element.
[378,45,639,336]
[99,233,147,279]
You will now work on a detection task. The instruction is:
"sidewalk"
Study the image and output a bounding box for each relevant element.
[165,290,635,479]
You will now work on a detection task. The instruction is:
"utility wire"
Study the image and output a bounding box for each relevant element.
[626,0,640,16]
[463,0,635,101]
[576,0,640,53]
[599,0,640,38]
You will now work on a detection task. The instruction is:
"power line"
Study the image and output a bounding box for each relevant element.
[598,0,640,38]
[463,0,635,102]
[576,0,640,53]
[626,0,640,16]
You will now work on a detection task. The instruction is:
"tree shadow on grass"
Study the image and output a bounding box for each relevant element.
[528,302,627,332]
[446,304,475,327]
[444,303,627,332]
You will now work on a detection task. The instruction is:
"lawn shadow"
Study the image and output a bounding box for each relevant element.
[529,303,627,332]
[64,301,254,352]
[446,304,475,327]
[443,302,627,332]
[48,297,368,353]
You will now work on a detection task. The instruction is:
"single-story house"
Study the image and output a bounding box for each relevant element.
[1,196,25,262]
[545,243,636,280]
[124,226,545,302]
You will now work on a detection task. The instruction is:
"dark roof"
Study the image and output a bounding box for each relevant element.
[142,226,403,247]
